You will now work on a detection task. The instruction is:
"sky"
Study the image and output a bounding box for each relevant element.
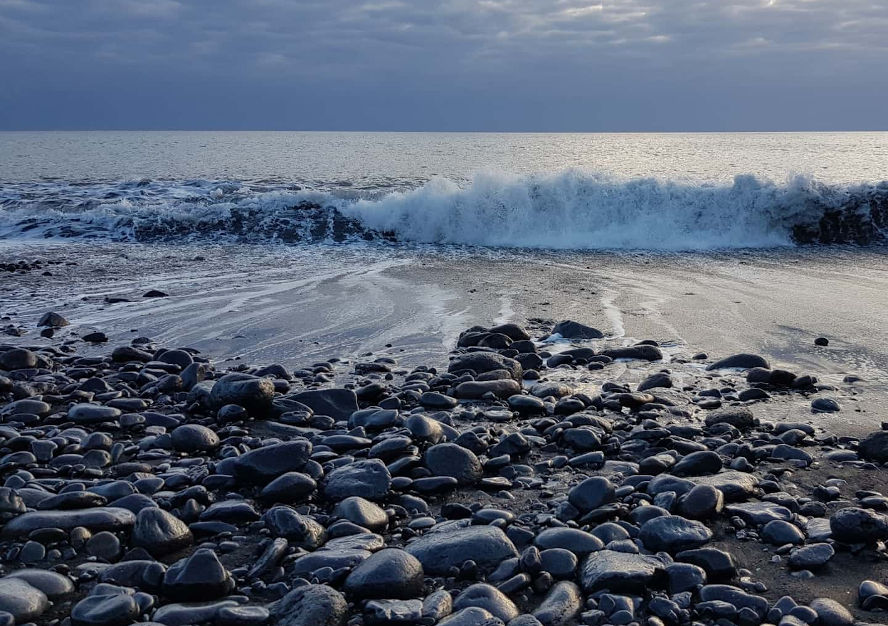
[1,0,886,131]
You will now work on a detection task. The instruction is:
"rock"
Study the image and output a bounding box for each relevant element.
[38,311,69,327]
[170,424,219,453]
[439,607,504,626]
[638,372,673,391]
[70,586,140,626]
[68,403,122,424]
[539,549,578,579]
[704,407,754,429]
[405,523,518,574]
[698,585,768,619]
[859,430,888,463]
[567,476,615,512]
[679,484,724,519]
[812,397,840,413]
[580,550,666,592]
[452,583,518,622]
[448,353,522,380]
[273,584,348,626]
[131,507,193,556]
[364,599,423,624]
[672,451,722,476]
[0,348,38,370]
[602,345,663,361]
[815,337,829,346]
[454,379,521,399]
[532,581,582,626]
[82,331,108,343]
[808,598,853,626]
[1,508,135,538]
[639,515,712,552]
[289,389,358,420]
[5,569,73,598]
[162,548,235,601]
[788,543,834,569]
[86,531,122,561]
[334,497,388,531]
[676,548,736,580]
[425,443,482,485]
[420,392,458,410]
[262,506,327,549]
[725,502,792,525]
[830,507,888,543]
[508,395,547,415]
[152,600,239,626]
[324,458,392,501]
[259,472,317,503]
[534,528,603,556]
[232,440,312,484]
[344,548,424,599]
[706,353,770,370]
[0,577,49,622]
[209,373,275,414]
[550,320,604,340]
[143,289,168,297]
[761,520,805,545]
[692,471,758,501]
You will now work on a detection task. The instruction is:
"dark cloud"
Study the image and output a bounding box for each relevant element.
[0,0,885,129]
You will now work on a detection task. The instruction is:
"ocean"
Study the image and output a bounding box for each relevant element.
[1,131,887,249]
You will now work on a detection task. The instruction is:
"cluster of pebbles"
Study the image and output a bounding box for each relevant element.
[2,315,888,626]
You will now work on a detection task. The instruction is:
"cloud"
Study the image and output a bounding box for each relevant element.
[0,0,886,129]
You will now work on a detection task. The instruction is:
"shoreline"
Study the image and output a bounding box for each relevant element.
[2,310,888,625]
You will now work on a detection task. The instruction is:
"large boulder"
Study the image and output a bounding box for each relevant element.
[405,522,518,575]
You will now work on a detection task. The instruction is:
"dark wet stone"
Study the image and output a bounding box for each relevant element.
[452,583,518,622]
[37,491,107,510]
[70,586,140,626]
[334,496,388,531]
[672,451,722,477]
[580,550,666,592]
[788,543,834,569]
[344,548,424,599]
[424,443,482,485]
[859,430,888,463]
[692,471,759,501]
[808,598,853,626]
[698,585,768,619]
[420,392,458,409]
[217,605,271,626]
[209,373,275,414]
[98,561,166,592]
[551,320,604,340]
[761,520,804,545]
[665,562,707,594]
[455,379,521,399]
[532,581,582,626]
[539,548,578,579]
[830,507,888,543]
[38,311,69,327]
[812,397,840,413]
[639,515,712,553]
[232,440,312,484]
[162,548,235,601]
[131,507,193,556]
[602,345,663,361]
[0,348,38,370]
[439,607,504,626]
[638,372,673,391]
[405,522,518,574]
[5,569,73,598]
[509,395,547,415]
[263,506,327,548]
[364,599,423,625]
[679,484,724,519]
[152,600,239,626]
[68,403,122,424]
[2,507,135,538]
[534,528,604,556]
[290,548,372,576]
[324,459,392,501]
[706,353,770,370]
[259,471,317,503]
[272,584,348,626]
[448,352,522,380]
[676,548,736,580]
[568,476,615,512]
[0,577,49,622]
[170,424,219,453]
[289,389,358,420]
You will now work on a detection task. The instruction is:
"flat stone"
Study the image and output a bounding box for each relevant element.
[131,507,193,556]
[424,443,482,485]
[0,577,49,622]
[639,516,712,553]
[272,583,348,626]
[706,354,770,370]
[232,440,312,484]
[405,522,518,575]
[580,550,666,592]
[1,507,135,538]
[532,581,582,626]
[289,389,359,421]
[344,548,424,599]
[323,459,391,501]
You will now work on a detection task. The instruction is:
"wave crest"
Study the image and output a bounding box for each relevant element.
[1,171,887,249]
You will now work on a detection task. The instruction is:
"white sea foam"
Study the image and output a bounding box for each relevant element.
[1,171,886,249]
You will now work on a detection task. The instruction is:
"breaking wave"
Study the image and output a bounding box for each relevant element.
[1,171,887,250]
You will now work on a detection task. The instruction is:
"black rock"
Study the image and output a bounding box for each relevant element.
[262,506,327,548]
[344,548,424,599]
[639,515,712,553]
[273,584,348,626]
[830,507,888,543]
[532,581,581,626]
[452,583,518,622]
[259,472,317,503]
[567,476,615,512]
[672,451,722,476]
[131,507,193,556]
[424,443,483,485]
[324,458,392,501]
[602,345,663,361]
[405,522,518,574]
[2,508,135,538]
[448,352,523,380]
[580,550,666,592]
[289,389,359,420]
[209,373,275,414]
[788,543,834,569]
[859,430,888,463]
[706,353,770,370]
[232,440,312,484]
[550,320,604,340]
[704,407,754,429]
[638,372,673,391]
[170,424,219,453]
[0,577,49,622]
[808,598,853,626]
[162,548,235,601]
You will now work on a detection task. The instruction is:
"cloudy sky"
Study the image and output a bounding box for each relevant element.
[1,0,886,130]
